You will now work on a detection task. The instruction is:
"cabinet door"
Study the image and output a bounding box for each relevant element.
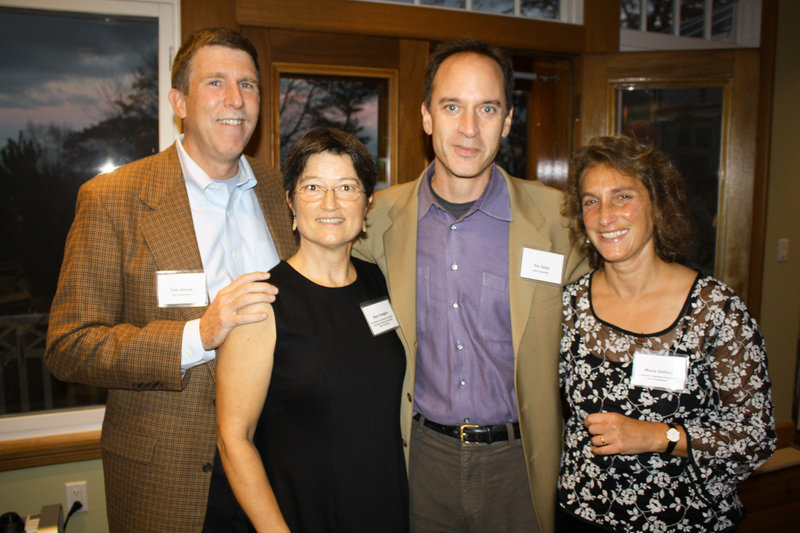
[579,49,760,302]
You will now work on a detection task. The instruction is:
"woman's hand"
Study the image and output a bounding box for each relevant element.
[584,412,686,457]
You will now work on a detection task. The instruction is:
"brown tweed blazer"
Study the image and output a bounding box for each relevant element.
[45,144,296,532]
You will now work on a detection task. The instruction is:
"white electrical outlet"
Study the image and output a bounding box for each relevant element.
[65,480,89,513]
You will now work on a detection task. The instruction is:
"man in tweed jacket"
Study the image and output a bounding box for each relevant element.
[45,29,296,532]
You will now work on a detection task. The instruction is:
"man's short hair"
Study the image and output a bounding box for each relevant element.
[171,27,259,94]
[423,37,515,114]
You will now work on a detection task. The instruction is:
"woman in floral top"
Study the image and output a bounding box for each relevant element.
[556,135,775,532]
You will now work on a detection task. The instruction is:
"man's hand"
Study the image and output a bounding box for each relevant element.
[199,272,278,351]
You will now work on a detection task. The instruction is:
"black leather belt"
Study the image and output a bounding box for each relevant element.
[414,413,521,444]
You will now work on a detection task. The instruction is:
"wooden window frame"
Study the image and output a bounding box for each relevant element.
[270,62,399,186]
[0,0,179,471]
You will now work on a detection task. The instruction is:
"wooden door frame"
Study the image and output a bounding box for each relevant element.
[579,49,761,306]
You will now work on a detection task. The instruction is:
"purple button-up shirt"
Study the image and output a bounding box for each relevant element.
[414,163,516,426]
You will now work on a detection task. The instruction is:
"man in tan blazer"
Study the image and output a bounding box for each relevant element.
[45,28,295,532]
[354,39,587,533]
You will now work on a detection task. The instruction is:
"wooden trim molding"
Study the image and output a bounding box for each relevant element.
[0,430,101,472]
[746,0,779,320]
[269,62,399,185]
[235,0,590,54]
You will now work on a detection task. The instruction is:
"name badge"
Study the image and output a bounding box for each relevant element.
[360,297,400,336]
[520,247,564,285]
[156,270,208,307]
[630,349,689,393]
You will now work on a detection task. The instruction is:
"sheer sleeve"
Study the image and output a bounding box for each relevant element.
[683,280,776,501]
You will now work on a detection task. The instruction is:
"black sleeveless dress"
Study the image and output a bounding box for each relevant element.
[254,258,408,533]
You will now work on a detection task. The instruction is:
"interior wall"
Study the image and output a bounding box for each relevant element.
[760,0,800,424]
[0,459,107,533]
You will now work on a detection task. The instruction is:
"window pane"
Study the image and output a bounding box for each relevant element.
[621,0,642,30]
[712,0,736,41]
[616,86,723,277]
[495,89,529,179]
[474,0,514,15]
[520,0,559,19]
[420,0,466,8]
[680,0,705,37]
[648,0,674,33]
[279,75,390,188]
[0,8,158,415]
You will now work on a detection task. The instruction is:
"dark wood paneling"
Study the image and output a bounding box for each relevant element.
[242,26,272,161]
[528,56,574,187]
[397,39,431,183]
[267,29,399,68]
[181,0,237,38]
[584,0,621,52]
[235,0,590,54]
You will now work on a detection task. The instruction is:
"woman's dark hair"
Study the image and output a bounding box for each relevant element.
[563,135,694,269]
[423,37,515,114]
[283,128,379,200]
[172,28,259,94]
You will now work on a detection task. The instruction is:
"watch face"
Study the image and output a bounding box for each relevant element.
[667,427,680,442]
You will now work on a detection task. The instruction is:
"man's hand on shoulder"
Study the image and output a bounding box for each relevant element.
[199,271,278,350]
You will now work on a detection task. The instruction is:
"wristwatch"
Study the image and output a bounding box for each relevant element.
[665,424,680,455]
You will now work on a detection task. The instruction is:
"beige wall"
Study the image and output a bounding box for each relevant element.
[760,0,800,425]
[0,459,107,533]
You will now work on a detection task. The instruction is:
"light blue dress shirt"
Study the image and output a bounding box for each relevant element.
[175,137,280,369]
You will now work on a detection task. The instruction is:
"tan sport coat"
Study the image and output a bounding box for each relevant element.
[45,144,296,533]
[353,167,588,533]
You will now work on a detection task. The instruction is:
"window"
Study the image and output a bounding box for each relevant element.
[350,0,584,24]
[621,0,761,50]
[273,63,398,188]
[0,0,178,441]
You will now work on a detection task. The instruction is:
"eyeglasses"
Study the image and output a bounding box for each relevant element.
[294,183,364,202]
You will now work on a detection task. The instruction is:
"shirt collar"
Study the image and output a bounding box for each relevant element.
[418,161,512,222]
[176,135,257,194]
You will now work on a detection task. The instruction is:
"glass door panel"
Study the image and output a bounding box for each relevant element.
[616,86,723,276]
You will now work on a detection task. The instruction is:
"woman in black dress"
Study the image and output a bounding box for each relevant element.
[216,128,408,533]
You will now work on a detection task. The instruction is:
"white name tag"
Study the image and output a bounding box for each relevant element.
[156,271,208,307]
[520,247,564,285]
[630,349,689,392]
[360,297,400,336]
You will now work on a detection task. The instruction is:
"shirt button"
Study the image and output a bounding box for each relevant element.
[457,343,464,350]
[451,264,458,271]
[464,418,470,424]
[452,302,459,309]
[450,224,457,231]
[226,210,231,217]
[202,463,213,473]
[231,251,239,259]
[459,379,466,386]
[406,393,413,402]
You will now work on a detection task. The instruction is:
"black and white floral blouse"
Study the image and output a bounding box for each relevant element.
[558,271,776,532]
